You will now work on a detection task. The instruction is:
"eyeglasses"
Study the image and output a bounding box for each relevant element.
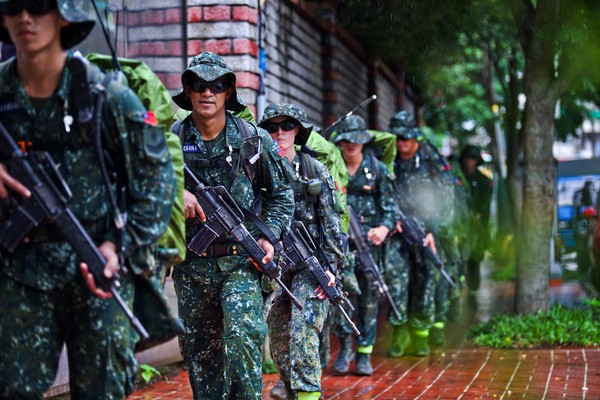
[0,0,57,16]
[397,136,412,141]
[189,79,229,94]
[263,120,298,134]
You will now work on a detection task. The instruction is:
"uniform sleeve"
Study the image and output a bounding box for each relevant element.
[315,161,345,269]
[102,82,176,258]
[376,160,397,231]
[258,128,294,240]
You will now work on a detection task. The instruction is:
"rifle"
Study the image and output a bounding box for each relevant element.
[321,95,377,141]
[396,208,457,289]
[184,166,303,311]
[0,121,149,339]
[347,206,403,321]
[280,221,360,335]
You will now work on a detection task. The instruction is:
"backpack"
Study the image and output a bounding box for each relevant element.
[86,53,186,270]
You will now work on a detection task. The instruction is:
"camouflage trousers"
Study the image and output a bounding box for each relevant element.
[0,272,137,400]
[379,233,440,331]
[172,256,266,400]
[268,267,328,394]
[382,235,409,326]
[335,247,382,348]
[434,234,462,322]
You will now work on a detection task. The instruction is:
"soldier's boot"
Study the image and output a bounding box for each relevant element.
[388,323,409,358]
[354,350,373,376]
[270,379,288,399]
[263,358,278,374]
[430,322,446,347]
[332,336,354,375]
[411,329,430,356]
[298,392,322,400]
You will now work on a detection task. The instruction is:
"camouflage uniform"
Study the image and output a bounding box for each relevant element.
[0,2,175,398]
[260,104,344,399]
[389,112,453,343]
[171,54,294,400]
[332,116,397,373]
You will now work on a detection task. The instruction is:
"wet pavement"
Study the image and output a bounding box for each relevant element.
[129,261,600,399]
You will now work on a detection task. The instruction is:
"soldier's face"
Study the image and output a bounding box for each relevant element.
[396,137,419,159]
[1,5,66,54]
[338,141,363,157]
[265,116,298,152]
[185,78,233,120]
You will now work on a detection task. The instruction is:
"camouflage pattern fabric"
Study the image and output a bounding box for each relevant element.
[260,103,313,147]
[172,52,245,113]
[172,113,293,399]
[0,54,175,398]
[267,150,343,394]
[337,152,397,347]
[268,268,328,394]
[393,142,455,332]
[382,235,409,326]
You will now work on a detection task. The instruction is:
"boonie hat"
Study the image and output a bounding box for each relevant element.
[259,103,313,146]
[332,115,373,145]
[0,0,95,49]
[172,52,244,112]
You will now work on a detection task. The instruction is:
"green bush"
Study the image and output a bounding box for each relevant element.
[469,299,600,348]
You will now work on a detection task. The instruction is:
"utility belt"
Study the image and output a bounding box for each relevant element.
[198,241,247,258]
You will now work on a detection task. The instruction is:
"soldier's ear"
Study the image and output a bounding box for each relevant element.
[225,86,234,100]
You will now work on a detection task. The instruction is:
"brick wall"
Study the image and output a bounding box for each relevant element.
[110,0,408,130]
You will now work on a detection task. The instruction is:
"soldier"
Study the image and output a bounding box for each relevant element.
[170,52,294,399]
[331,115,397,376]
[389,111,454,356]
[459,145,493,294]
[259,103,344,400]
[0,1,176,398]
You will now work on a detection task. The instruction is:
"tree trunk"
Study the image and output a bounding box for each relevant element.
[515,4,558,314]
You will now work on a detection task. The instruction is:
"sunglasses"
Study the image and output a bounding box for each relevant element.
[263,120,298,134]
[189,79,229,94]
[397,136,412,141]
[0,0,57,16]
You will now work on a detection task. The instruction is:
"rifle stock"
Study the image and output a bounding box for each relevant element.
[281,221,359,335]
[0,121,149,339]
[347,206,403,321]
[185,166,303,311]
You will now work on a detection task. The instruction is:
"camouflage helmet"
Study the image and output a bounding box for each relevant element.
[332,115,373,145]
[389,110,417,138]
[172,52,244,112]
[0,0,96,49]
[258,103,313,146]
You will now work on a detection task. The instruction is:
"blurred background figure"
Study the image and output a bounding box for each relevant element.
[459,145,494,296]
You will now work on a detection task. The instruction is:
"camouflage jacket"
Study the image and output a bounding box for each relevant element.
[346,152,397,233]
[0,53,175,290]
[180,112,294,246]
[289,151,344,270]
[393,142,454,236]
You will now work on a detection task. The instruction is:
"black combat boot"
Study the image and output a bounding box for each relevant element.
[332,336,354,375]
[354,353,373,376]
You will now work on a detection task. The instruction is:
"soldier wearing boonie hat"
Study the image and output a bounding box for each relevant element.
[0,0,178,397]
[170,52,294,400]
[331,115,397,376]
[389,110,456,356]
[259,103,344,400]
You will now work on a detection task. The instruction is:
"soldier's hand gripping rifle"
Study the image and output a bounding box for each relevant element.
[0,121,149,339]
[280,221,360,335]
[184,166,303,310]
[396,209,457,289]
[321,95,377,141]
[347,206,403,321]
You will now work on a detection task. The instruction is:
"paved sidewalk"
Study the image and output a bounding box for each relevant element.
[129,262,600,399]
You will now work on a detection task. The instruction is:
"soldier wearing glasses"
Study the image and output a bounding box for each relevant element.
[259,103,344,400]
[171,52,294,399]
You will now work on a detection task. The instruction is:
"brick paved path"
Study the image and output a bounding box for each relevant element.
[130,268,600,399]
